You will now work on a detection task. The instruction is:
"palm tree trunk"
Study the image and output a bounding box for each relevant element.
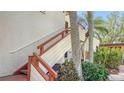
[87,11,94,63]
[69,11,83,79]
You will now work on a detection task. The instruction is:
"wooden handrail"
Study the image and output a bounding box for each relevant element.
[33,53,57,78]
[31,62,49,81]
[28,53,57,81]
[37,29,69,49]
[36,24,84,59]
[28,23,86,81]
[28,27,71,81]
[37,27,71,55]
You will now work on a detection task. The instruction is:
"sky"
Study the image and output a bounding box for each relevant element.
[93,11,110,19]
[77,11,124,20]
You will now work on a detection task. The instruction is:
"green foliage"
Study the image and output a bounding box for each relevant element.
[94,17,108,43]
[82,61,108,81]
[97,12,124,43]
[94,47,124,69]
[105,12,123,43]
[80,11,124,43]
[57,60,80,81]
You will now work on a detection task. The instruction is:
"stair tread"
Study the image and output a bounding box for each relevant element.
[20,69,27,75]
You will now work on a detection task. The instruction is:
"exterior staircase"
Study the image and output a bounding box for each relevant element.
[28,28,70,81]
[0,24,85,81]
[0,27,70,81]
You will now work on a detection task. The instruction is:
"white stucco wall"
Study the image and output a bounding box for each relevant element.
[0,11,65,77]
[84,38,100,52]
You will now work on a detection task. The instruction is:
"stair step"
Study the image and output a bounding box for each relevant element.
[20,69,27,75]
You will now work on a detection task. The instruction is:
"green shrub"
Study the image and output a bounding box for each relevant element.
[82,61,108,81]
[57,60,80,81]
[94,47,123,69]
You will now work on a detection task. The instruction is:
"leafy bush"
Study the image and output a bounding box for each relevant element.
[82,61,108,81]
[94,47,123,69]
[57,60,80,81]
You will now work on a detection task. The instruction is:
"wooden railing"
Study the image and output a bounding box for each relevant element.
[28,27,70,81]
[99,43,124,49]
[37,28,70,55]
[37,24,86,56]
[27,23,87,81]
[28,53,58,81]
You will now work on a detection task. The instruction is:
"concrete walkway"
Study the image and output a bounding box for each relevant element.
[109,65,124,81]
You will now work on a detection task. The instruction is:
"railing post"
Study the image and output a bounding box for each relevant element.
[49,74,55,81]
[40,46,44,55]
[27,56,32,81]
[32,56,39,67]
[62,32,64,38]
[65,28,68,34]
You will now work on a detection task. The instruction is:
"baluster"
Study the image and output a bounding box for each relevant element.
[62,32,64,38]
[27,56,32,81]
[40,46,44,55]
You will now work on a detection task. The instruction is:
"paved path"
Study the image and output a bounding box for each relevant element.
[109,65,124,81]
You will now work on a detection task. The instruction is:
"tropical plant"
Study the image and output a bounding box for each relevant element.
[82,61,108,81]
[96,12,124,43]
[57,60,80,81]
[94,47,124,69]
[94,17,108,43]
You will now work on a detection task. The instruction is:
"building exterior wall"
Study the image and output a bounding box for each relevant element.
[84,37,100,59]
[84,37,100,52]
[0,11,65,77]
